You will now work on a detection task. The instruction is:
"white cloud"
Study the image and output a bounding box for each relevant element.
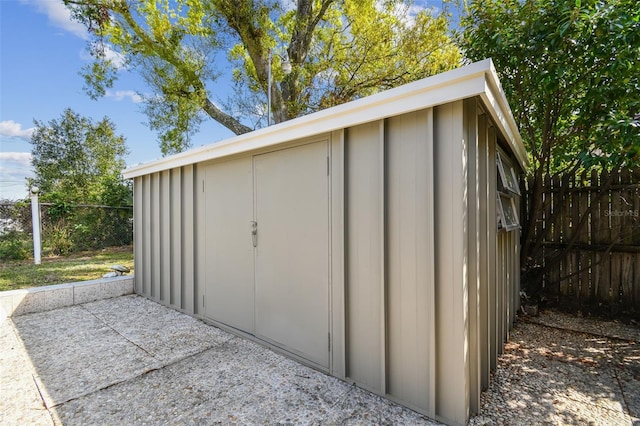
[103,44,126,67]
[93,42,127,68]
[106,90,144,104]
[81,42,127,69]
[384,0,441,26]
[0,152,33,200]
[23,0,128,70]
[21,0,88,39]
[0,152,32,165]
[0,121,35,140]
[279,0,296,12]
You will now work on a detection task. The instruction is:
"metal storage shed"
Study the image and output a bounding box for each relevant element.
[124,59,528,426]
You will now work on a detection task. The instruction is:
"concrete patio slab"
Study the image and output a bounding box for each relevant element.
[82,295,232,363]
[3,292,637,425]
[1,295,439,426]
[11,305,157,408]
[0,313,52,426]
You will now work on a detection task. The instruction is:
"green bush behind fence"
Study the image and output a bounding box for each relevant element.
[0,201,133,260]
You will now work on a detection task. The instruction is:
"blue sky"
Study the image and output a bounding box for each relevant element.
[0,0,447,200]
[0,0,234,200]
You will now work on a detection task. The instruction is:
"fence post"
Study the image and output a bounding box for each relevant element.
[30,186,42,265]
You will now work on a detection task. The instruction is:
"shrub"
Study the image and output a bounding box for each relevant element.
[0,231,30,261]
[45,222,73,255]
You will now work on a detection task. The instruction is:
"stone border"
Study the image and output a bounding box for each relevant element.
[0,275,134,318]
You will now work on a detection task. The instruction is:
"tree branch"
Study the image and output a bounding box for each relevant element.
[69,0,252,136]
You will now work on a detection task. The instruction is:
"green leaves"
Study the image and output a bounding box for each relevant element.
[461,0,640,280]
[29,109,130,206]
[461,0,639,172]
[81,59,117,100]
[66,0,461,155]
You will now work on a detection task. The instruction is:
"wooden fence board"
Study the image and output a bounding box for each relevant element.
[579,171,591,303]
[543,178,552,293]
[630,170,640,310]
[570,175,578,298]
[610,172,623,310]
[560,175,570,297]
[548,175,561,297]
[590,170,601,303]
[635,253,640,308]
[533,168,640,314]
[621,253,634,310]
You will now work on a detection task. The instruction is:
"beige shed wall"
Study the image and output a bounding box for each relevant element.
[130,96,524,426]
[433,100,470,424]
[340,100,522,425]
[133,165,200,314]
[345,120,385,393]
[385,109,435,413]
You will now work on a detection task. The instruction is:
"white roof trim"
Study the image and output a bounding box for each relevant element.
[124,59,527,179]
[479,60,529,168]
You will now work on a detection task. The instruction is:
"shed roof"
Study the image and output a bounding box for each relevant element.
[124,59,527,179]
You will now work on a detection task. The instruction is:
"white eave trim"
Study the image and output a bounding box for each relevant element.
[480,61,529,169]
[124,58,527,179]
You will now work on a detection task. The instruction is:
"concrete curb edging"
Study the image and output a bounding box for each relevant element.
[0,275,134,318]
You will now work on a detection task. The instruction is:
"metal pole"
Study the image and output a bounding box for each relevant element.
[267,48,272,126]
[30,186,41,265]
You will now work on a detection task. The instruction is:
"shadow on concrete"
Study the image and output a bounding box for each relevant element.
[2,295,438,425]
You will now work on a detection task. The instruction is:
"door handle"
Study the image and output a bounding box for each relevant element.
[251,221,257,247]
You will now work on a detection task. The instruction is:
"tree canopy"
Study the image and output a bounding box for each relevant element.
[461,0,639,172]
[64,0,462,154]
[29,108,131,206]
[460,0,640,295]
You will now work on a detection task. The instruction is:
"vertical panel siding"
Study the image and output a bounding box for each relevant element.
[160,170,171,302]
[128,98,523,425]
[487,126,498,369]
[142,175,152,297]
[508,232,514,331]
[194,164,204,316]
[495,143,522,351]
[132,165,199,313]
[500,227,521,336]
[515,227,522,321]
[170,168,182,308]
[515,228,521,315]
[501,233,507,343]
[464,98,481,415]
[330,130,346,379]
[433,100,469,425]
[151,173,161,300]
[133,177,144,294]
[477,113,491,391]
[181,164,195,314]
[385,109,435,415]
[497,232,509,345]
[345,120,385,393]
[497,210,505,353]
[507,231,512,337]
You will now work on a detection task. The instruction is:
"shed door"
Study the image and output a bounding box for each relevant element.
[203,157,255,332]
[253,141,330,368]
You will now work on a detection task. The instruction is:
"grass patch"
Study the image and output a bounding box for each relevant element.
[0,246,134,292]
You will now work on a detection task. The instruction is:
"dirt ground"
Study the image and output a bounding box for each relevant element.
[470,310,640,425]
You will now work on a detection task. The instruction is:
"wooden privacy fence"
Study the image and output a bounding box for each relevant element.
[529,168,640,314]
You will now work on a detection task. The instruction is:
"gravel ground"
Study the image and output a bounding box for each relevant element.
[1,294,638,425]
[470,311,640,426]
